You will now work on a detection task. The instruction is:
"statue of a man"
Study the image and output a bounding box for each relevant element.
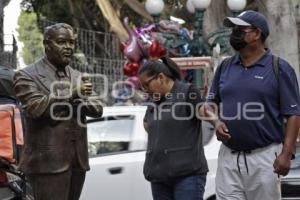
[13,23,103,200]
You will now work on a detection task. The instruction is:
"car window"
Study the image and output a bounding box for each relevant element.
[87,115,134,157]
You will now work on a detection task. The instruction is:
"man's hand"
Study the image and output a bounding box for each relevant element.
[71,73,93,99]
[215,120,231,142]
[273,152,291,176]
[80,73,93,97]
[80,81,93,96]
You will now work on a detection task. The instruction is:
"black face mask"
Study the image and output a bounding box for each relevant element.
[229,29,248,51]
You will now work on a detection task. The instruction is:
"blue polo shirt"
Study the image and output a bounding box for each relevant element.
[207,49,300,151]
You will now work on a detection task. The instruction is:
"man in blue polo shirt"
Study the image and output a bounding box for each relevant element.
[200,10,300,200]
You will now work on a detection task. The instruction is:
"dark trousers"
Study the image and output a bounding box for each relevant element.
[151,174,206,200]
[28,169,86,200]
[27,141,87,200]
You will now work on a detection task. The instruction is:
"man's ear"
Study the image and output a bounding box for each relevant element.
[255,29,262,41]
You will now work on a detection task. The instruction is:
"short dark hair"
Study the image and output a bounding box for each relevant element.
[43,23,74,42]
[138,57,182,81]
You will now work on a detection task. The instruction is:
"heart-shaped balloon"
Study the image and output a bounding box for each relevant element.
[148,40,159,58]
[123,64,134,76]
[123,17,143,62]
[148,40,166,59]
[125,76,140,89]
[130,62,140,72]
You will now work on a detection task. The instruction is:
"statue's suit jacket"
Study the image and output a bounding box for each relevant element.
[13,57,103,174]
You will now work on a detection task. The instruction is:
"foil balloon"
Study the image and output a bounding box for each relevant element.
[125,76,140,89]
[134,24,156,36]
[123,62,140,77]
[180,28,192,40]
[159,20,181,33]
[120,42,127,52]
[123,64,134,76]
[148,40,167,60]
[123,17,144,62]
[137,35,150,58]
[130,62,140,72]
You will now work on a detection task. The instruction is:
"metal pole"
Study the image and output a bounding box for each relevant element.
[192,8,205,87]
[152,14,161,27]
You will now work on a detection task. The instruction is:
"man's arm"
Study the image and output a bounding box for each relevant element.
[274,60,300,176]
[274,115,300,176]
[81,96,103,118]
[199,103,231,142]
[282,115,300,158]
[13,70,73,119]
[198,62,231,142]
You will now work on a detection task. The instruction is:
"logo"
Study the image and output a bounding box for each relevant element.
[290,104,297,108]
[238,11,247,17]
[254,75,264,80]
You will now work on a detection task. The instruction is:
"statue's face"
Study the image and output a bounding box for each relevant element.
[45,28,75,68]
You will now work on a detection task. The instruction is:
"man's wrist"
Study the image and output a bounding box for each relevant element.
[212,119,220,128]
[281,148,294,160]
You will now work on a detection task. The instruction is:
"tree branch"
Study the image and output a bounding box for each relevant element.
[95,0,129,41]
[124,0,152,21]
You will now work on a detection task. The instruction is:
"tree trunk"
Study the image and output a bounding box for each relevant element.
[124,0,152,21]
[259,0,300,82]
[203,0,300,82]
[203,0,231,36]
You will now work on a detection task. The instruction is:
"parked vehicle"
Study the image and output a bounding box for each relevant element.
[281,141,300,200]
[80,106,220,200]
[0,157,33,200]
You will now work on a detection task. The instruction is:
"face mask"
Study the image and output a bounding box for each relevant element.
[229,29,248,51]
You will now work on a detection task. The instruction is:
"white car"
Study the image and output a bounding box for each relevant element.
[80,106,220,200]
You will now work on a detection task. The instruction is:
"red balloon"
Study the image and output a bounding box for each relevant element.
[123,65,133,76]
[130,62,140,72]
[148,40,166,59]
[149,40,159,58]
[158,45,166,57]
[124,62,140,76]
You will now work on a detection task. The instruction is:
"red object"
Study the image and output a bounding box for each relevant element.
[0,171,8,183]
[0,104,24,163]
[130,62,140,72]
[148,40,167,59]
[123,62,140,77]
[120,42,127,52]
[123,65,133,76]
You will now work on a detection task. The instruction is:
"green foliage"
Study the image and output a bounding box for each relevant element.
[17,11,44,64]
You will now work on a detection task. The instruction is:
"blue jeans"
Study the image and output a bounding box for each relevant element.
[151,174,206,200]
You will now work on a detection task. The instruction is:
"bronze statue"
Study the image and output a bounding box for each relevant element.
[13,23,103,200]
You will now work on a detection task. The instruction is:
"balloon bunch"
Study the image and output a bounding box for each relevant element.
[121,17,168,77]
[120,18,142,76]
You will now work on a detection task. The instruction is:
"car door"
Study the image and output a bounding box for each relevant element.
[80,115,137,200]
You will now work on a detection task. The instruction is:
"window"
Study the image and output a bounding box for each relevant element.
[87,115,134,157]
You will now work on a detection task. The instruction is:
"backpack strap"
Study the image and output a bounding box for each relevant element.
[272,55,280,81]
[214,57,231,102]
[219,57,231,74]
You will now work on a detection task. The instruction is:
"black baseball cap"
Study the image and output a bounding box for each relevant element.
[223,10,269,38]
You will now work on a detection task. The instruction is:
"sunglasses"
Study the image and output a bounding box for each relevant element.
[140,74,159,91]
